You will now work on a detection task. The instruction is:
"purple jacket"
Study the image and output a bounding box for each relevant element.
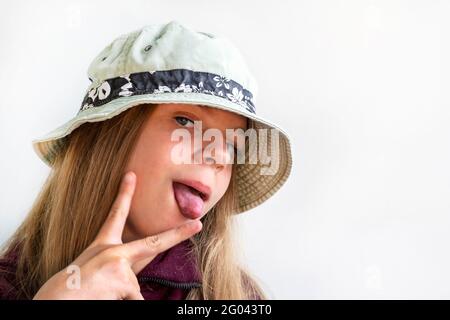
[0,239,201,300]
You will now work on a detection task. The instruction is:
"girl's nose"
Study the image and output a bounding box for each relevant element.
[201,137,231,171]
[204,155,225,172]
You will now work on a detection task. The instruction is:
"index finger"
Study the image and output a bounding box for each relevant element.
[95,171,136,244]
[122,219,203,274]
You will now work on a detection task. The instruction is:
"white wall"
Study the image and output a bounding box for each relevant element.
[1,0,450,299]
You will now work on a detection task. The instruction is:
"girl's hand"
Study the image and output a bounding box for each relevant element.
[32,171,202,300]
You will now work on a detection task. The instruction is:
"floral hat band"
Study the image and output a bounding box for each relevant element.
[32,20,293,214]
[79,69,256,115]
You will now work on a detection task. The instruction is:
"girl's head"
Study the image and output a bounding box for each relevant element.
[4,102,265,299]
[121,103,247,242]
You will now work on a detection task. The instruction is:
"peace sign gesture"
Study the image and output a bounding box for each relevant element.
[33,171,202,300]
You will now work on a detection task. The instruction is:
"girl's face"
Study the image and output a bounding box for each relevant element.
[122,103,247,242]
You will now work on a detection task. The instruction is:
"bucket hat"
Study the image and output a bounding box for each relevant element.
[31,20,293,214]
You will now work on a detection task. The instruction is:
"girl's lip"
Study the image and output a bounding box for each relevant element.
[172,179,211,202]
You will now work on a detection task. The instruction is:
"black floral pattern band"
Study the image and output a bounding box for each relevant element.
[78,68,256,115]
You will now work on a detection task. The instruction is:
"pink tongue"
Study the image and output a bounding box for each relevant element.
[173,182,204,219]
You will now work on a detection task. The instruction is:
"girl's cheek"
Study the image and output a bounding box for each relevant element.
[218,168,233,195]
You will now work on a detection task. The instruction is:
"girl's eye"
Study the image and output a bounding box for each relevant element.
[174,116,194,128]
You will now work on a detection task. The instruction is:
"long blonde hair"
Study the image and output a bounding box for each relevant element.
[1,103,266,300]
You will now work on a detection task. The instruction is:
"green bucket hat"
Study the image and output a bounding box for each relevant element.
[31,20,293,214]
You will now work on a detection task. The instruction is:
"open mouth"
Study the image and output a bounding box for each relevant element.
[174,179,211,202]
[172,180,211,219]
[186,185,207,201]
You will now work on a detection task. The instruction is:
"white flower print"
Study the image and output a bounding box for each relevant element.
[153,85,172,93]
[226,87,244,104]
[174,83,194,93]
[97,81,111,100]
[213,75,230,89]
[244,95,254,104]
[118,75,133,97]
[202,90,215,95]
[192,81,203,93]
[80,103,94,112]
[87,86,99,101]
[237,99,248,109]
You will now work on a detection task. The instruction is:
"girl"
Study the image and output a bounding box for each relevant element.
[0,21,292,300]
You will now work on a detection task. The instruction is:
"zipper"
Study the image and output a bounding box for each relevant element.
[138,276,202,290]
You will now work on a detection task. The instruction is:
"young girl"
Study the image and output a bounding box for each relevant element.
[0,21,292,300]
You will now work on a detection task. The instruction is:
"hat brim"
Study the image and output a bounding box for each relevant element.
[32,92,293,214]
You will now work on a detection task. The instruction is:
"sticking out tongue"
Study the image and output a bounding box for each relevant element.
[173,182,204,219]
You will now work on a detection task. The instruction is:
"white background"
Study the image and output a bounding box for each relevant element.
[1,0,450,299]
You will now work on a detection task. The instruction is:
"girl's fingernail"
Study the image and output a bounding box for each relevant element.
[191,220,202,230]
[125,172,134,183]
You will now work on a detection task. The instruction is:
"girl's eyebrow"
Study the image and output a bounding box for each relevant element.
[178,107,247,131]
[173,109,202,121]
